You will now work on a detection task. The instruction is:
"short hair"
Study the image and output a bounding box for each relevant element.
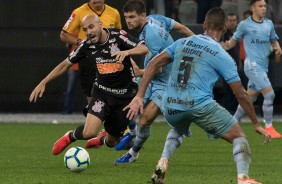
[243,10,253,17]
[250,0,263,6]
[123,0,146,15]
[205,7,225,31]
[227,13,238,20]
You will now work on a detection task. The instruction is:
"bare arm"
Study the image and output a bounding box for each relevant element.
[221,37,237,50]
[229,81,271,144]
[29,60,72,102]
[173,21,194,37]
[124,51,171,120]
[60,30,82,45]
[271,40,282,63]
[112,44,149,63]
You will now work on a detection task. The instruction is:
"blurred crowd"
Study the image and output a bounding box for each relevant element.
[142,0,282,24]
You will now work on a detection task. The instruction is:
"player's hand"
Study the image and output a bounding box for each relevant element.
[29,83,46,103]
[123,96,144,120]
[221,41,229,50]
[254,125,271,144]
[112,51,129,63]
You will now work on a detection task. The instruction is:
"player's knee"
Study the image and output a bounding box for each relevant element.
[136,124,151,139]
[263,90,275,106]
[167,129,185,148]
[105,137,119,148]
[139,115,154,126]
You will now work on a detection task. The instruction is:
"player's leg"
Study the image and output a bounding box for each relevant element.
[151,107,191,184]
[52,113,103,155]
[114,119,136,151]
[115,101,160,164]
[86,95,130,148]
[234,88,258,122]
[261,87,281,138]
[196,101,261,183]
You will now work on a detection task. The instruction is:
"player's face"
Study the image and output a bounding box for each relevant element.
[124,11,146,31]
[90,0,105,7]
[251,0,266,18]
[226,15,237,31]
[82,18,103,44]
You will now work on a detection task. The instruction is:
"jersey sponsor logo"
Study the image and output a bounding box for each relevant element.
[250,39,269,44]
[97,63,124,74]
[167,97,194,106]
[170,83,195,90]
[95,82,128,95]
[92,100,105,113]
[167,109,182,115]
[63,13,76,30]
[109,43,120,54]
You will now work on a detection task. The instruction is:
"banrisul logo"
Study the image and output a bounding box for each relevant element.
[251,39,269,44]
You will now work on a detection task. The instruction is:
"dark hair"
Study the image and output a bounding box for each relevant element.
[123,0,146,15]
[205,7,225,31]
[243,10,253,17]
[227,13,238,20]
[250,0,262,6]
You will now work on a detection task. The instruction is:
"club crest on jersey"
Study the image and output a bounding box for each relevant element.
[109,43,120,54]
[120,30,127,35]
[92,100,105,113]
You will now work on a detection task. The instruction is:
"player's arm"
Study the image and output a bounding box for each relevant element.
[124,51,171,120]
[271,40,282,63]
[29,60,71,103]
[229,81,271,144]
[130,58,144,77]
[173,21,194,37]
[113,43,148,63]
[60,30,82,46]
[221,37,237,50]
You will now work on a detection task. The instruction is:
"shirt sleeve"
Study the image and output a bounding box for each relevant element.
[214,51,240,83]
[62,9,81,35]
[66,41,86,64]
[233,21,245,41]
[269,20,279,42]
[118,30,145,49]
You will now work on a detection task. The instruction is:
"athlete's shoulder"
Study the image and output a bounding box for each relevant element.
[74,3,90,12]
[105,4,119,14]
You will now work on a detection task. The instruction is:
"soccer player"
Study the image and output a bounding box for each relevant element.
[124,7,271,184]
[29,14,148,155]
[114,0,194,164]
[60,0,122,114]
[222,0,282,139]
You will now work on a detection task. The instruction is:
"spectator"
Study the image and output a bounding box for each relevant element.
[221,13,240,114]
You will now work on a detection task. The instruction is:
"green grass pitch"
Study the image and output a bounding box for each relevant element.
[1,122,281,184]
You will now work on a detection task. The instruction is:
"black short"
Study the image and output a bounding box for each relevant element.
[88,89,132,137]
[78,58,96,97]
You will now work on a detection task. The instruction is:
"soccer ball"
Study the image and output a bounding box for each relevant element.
[64,147,90,172]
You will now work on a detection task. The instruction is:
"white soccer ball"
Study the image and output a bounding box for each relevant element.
[64,147,90,172]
